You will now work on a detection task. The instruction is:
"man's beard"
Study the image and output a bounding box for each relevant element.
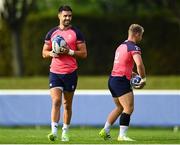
[63,20,71,27]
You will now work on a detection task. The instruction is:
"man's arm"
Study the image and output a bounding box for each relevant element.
[67,42,87,59]
[42,41,87,59]
[133,53,146,78]
[42,43,59,58]
[133,53,146,89]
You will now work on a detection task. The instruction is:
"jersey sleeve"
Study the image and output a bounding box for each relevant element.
[127,43,142,56]
[44,27,58,47]
[72,27,85,44]
[131,50,141,56]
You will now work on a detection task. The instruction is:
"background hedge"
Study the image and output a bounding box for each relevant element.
[0,14,179,76]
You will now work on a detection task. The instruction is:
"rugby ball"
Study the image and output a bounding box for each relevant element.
[52,35,66,54]
[130,75,141,87]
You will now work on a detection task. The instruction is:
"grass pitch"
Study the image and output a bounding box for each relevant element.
[0,126,179,144]
[0,75,180,89]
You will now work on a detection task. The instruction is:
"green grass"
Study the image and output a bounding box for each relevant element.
[0,126,179,144]
[0,75,180,89]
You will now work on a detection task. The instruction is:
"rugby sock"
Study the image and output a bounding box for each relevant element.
[119,125,129,137]
[119,113,130,137]
[104,121,111,134]
[51,122,58,135]
[62,123,70,134]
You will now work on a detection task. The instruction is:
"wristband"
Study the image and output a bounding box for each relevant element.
[68,49,75,56]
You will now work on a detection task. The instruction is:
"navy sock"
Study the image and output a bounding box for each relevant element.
[119,112,130,126]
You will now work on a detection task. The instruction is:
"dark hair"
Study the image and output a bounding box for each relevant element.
[58,5,72,13]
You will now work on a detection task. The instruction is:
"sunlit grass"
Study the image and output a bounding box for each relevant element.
[0,75,180,89]
[0,126,179,144]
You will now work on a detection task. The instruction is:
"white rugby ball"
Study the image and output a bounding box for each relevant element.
[52,35,66,54]
[130,75,141,87]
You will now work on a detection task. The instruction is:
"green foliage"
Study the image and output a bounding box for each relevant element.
[21,15,55,76]
[0,21,12,76]
[0,0,180,76]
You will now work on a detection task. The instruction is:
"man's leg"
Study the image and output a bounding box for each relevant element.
[117,91,135,141]
[99,98,123,140]
[107,98,123,125]
[61,91,74,141]
[48,88,62,141]
[105,98,123,132]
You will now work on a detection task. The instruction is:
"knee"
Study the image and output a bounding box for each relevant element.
[63,102,72,111]
[116,106,123,113]
[129,105,134,114]
[52,98,61,108]
[124,104,134,114]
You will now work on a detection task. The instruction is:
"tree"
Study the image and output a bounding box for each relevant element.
[0,0,34,77]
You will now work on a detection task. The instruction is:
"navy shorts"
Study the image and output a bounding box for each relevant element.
[108,75,132,98]
[49,70,78,92]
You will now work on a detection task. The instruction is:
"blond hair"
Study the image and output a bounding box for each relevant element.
[128,24,144,35]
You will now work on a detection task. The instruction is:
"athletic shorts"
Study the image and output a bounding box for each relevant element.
[49,70,78,92]
[108,75,132,98]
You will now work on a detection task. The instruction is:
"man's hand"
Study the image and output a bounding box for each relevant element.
[59,46,69,54]
[59,46,75,56]
[134,78,146,89]
[49,51,59,57]
[132,72,138,78]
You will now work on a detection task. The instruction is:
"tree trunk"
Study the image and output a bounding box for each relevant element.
[11,28,23,77]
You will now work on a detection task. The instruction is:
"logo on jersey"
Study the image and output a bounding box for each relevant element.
[135,46,140,51]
